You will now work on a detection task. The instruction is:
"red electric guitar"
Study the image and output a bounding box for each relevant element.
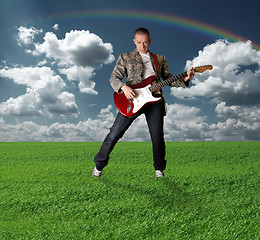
[114,65,213,117]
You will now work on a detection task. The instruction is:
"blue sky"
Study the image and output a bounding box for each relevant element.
[0,0,260,141]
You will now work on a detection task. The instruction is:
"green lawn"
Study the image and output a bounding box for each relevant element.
[0,142,259,239]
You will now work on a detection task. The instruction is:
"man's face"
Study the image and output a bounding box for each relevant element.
[133,33,151,54]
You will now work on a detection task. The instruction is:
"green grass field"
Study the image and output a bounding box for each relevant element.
[0,142,259,239]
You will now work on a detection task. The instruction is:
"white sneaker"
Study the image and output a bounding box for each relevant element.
[155,170,165,178]
[92,166,102,177]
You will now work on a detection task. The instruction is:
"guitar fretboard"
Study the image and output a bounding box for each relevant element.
[149,72,188,92]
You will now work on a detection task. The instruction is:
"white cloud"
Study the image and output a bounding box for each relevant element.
[214,102,260,140]
[164,102,260,141]
[0,105,115,141]
[17,26,43,46]
[32,29,115,94]
[53,24,59,31]
[37,59,48,66]
[0,92,42,116]
[16,26,115,94]
[171,40,260,106]
[59,65,98,94]
[0,66,78,117]
[164,103,212,141]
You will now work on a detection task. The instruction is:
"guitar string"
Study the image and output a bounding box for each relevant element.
[149,72,187,92]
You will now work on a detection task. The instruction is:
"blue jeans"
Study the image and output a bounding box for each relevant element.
[94,101,166,171]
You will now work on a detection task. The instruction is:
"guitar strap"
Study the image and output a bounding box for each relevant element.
[152,53,159,73]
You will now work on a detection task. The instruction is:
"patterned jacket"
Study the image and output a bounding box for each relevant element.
[109,48,189,93]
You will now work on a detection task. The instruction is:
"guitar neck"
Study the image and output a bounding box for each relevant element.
[149,65,213,92]
[149,72,188,92]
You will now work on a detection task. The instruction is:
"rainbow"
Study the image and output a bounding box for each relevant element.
[34,9,260,50]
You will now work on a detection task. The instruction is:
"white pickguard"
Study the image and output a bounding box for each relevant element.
[132,84,161,114]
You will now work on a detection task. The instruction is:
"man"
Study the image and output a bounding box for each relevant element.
[92,28,194,178]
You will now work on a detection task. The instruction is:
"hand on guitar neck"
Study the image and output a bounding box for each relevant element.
[121,84,136,100]
[184,68,195,82]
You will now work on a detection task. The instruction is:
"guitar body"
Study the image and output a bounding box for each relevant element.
[113,75,162,117]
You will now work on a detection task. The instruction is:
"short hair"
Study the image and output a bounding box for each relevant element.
[134,28,150,37]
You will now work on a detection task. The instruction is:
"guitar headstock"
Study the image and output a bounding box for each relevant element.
[194,65,213,73]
